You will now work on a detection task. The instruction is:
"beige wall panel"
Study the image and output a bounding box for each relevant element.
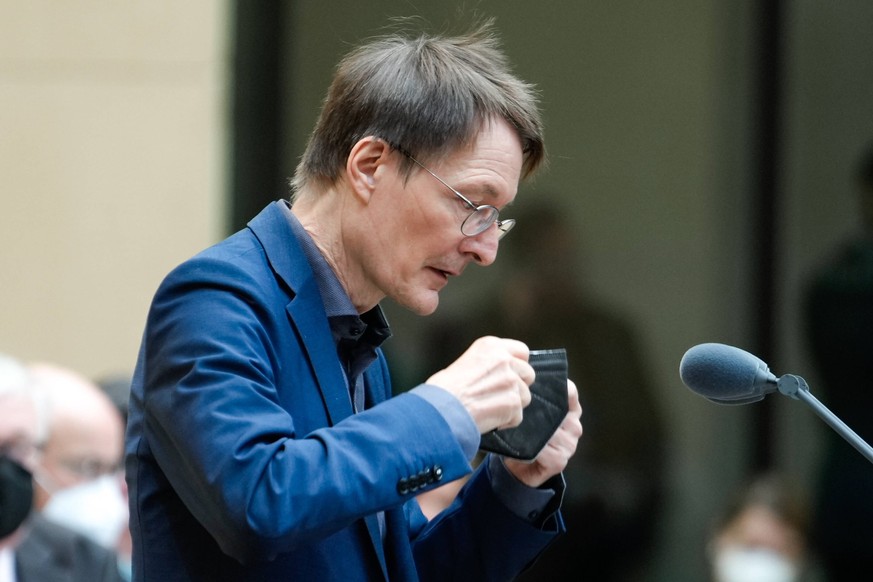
[0,1,229,379]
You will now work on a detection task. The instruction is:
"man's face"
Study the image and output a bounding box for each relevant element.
[357,118,524,316]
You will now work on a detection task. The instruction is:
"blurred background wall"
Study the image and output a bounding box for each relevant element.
[0,1,229,376]
[2,1,871,579]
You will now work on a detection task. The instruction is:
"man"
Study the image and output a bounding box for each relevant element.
[28,364,129,554]
[127,21,583,581]
[1,354,124,582]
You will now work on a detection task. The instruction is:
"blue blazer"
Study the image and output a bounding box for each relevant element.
[126,201,562,581]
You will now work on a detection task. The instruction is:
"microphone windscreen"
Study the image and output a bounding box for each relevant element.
[679,343,777,403]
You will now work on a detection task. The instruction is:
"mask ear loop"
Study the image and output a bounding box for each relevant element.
[31,464,61,496]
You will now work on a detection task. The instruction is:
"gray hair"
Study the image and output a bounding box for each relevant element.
[291,19,545,198]
[0,353,48,445]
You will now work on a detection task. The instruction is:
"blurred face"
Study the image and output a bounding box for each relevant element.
[354,118,523,315]
[26,365,124,509]
[36,409,123,498]
[714,505,804,560]
[711,505,804,582]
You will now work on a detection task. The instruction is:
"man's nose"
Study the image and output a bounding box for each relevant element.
[460,226,500,266]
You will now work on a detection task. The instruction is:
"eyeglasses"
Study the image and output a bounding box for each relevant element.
[402,152,515,239]
[56,456,122,481]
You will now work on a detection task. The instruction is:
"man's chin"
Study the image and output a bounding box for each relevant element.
[415,303,439,316]
[394,291,440,316]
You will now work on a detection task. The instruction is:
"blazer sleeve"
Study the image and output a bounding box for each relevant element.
[409,460,565,582]
[134,248,473,563]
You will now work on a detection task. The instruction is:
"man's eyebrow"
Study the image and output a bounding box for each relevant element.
[464,182,499,201]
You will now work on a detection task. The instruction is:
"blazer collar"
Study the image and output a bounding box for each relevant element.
[247,200,354,425]
[246,200,313,294]
[247,202,388,572]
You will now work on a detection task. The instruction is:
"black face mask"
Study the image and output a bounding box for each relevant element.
[0,455,34,540]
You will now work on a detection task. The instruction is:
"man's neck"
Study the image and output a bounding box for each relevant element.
[291,191,382,313]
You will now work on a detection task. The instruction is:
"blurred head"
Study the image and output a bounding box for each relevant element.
[29,363,128,549]
[709,473,809,582]
[0,354,44,547]
[291,18,544,199]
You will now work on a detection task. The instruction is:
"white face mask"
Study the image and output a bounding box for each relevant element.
[714,546,798,582]
[40,473,128,549]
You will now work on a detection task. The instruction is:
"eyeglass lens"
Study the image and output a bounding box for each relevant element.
[461,207,498,237]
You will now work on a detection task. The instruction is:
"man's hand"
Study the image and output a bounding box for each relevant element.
[426,336,534,434]
[503,379,583,488]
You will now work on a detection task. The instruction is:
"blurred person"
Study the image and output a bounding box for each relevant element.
[418,202,667,581]
[707,473,812,582]
[1,354,123,582]
[803,142,873,580]
[27,364,128,566]
[126,19,583,582]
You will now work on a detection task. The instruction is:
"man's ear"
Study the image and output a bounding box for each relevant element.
[346,137,389,203]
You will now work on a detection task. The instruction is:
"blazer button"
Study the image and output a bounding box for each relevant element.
[433,466,443,482]
[397,477,409,495]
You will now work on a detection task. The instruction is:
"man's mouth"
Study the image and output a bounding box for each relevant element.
[428,267,455,282]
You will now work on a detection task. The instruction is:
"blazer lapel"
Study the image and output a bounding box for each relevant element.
[286,288,353,425]
[248,201,354,425]
[248,201,387,574]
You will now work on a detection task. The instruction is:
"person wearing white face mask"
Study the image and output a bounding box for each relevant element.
[37,471,129,550]
[22,362,128,580]
[707,472,820,582]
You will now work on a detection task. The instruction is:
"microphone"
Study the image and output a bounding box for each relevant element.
[679,342,873,464]
[679,343,778,405]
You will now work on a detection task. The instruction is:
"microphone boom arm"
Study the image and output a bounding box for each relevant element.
[777,374,873,464]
